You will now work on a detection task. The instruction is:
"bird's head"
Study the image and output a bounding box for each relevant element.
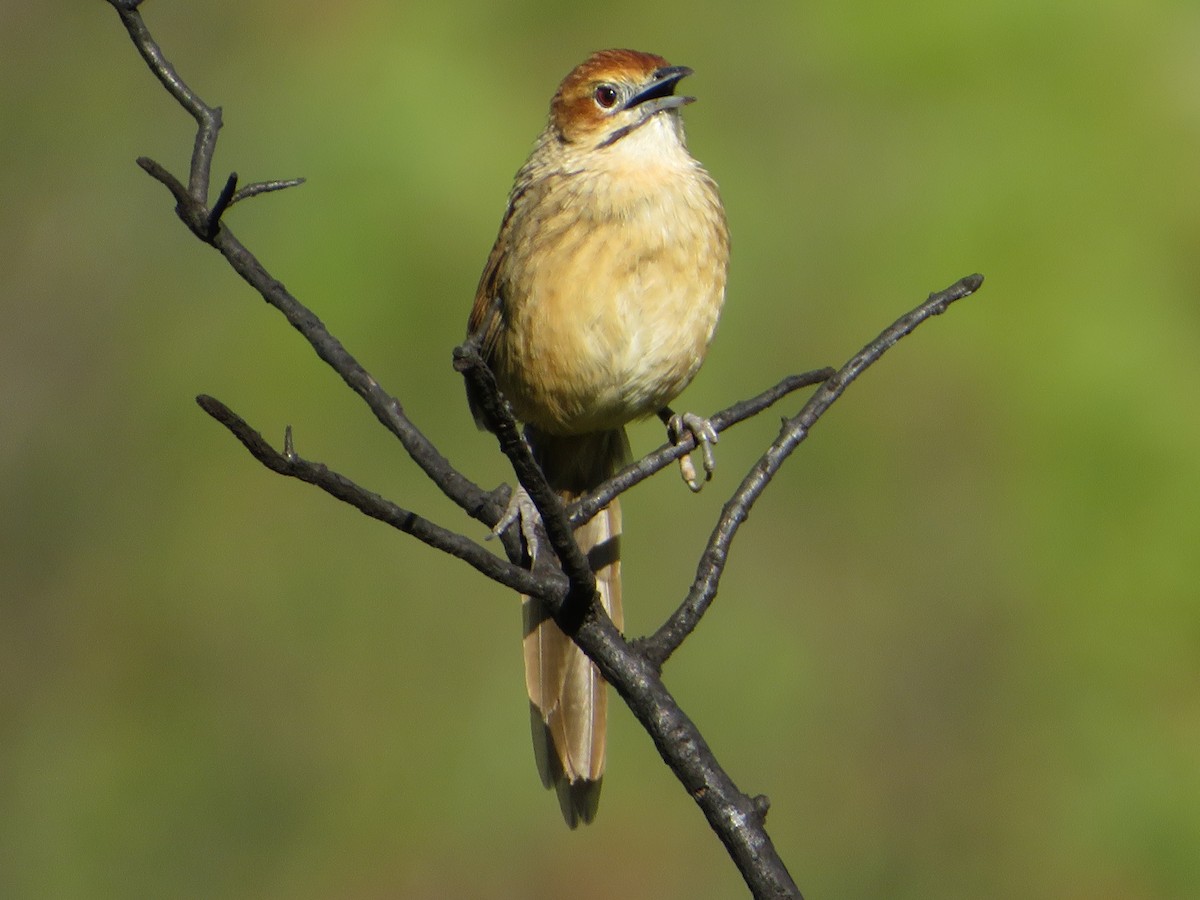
[548,49,695,149]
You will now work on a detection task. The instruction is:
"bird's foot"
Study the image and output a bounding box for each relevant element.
[665,411,719,492]
[490,484,543,562]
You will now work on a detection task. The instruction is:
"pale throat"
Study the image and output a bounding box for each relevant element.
[593,112,692,173]
[569,114,702,219]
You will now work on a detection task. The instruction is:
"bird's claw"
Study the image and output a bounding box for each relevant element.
[489,485,542,562]
[667,412,719,492]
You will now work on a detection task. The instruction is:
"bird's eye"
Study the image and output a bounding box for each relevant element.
[593,84,620,110]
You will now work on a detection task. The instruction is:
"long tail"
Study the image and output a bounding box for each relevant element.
[522,426,629,827]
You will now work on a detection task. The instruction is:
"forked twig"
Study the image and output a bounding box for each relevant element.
[105,3,985,896]
[642,274,984,668]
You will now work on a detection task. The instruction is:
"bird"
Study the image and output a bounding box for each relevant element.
[466,48,730,826]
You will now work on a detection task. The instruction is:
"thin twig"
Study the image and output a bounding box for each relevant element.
[136,156,189,207]
[195,395,547,597]
[452,342,804,890]
[453,343,804,899]
[112,0,220,205]
[212,227,500,524]
[566,605,801,899]
[453,344,598,614]
[231,177,306,205]
[109,3,805,894]
[108,0,497,527]
[642,274,985,668]
[570,367,835,529]
[107,4,984,897]
[207,172,239,238]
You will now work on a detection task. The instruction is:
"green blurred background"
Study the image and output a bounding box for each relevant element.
[3,1,1198,897]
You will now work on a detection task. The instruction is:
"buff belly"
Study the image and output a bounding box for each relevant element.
[494,218,725,435]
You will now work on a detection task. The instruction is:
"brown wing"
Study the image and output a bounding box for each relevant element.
[465,169,550,428]
[465,208,511,429]
[467,227,506,354]
[467,169,543,351]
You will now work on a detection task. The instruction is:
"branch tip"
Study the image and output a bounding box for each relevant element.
[230,176,307,206]
[570,366,835,527]
[751,794,772,822]
[207,171,238,237]
[135,155,187,200]
[645,272,985,667]
[113,4,979,890]
[195,393,224,418]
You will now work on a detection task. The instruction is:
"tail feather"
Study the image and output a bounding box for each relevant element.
[522,427,628,827]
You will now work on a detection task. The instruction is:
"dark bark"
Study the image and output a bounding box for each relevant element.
[103,4,983,895]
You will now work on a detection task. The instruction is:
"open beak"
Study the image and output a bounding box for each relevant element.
[623,65,696,114]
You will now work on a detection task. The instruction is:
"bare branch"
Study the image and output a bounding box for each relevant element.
[135,155,189,207]
[642,274,986,668]
[112,0,220,204]
[453,343,599,612]
[231,177,306,206]
[212,226,499,522]
[207,172,239,238]
[566,606,801,899]
[108,0,498,528]
[205,173,307,238]
[570,368,836,530]
[455,336,801,895]
[106,3,986,897]
[195,395,547,597]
